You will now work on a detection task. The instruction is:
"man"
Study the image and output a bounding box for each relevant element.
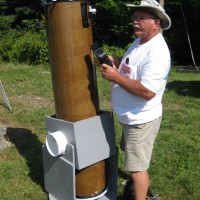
[100,0,171,200]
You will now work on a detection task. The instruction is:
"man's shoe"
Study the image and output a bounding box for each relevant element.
[146,189,160,200]
[122,179,160,200]
[122,179,134,200]
[146,195,160,200]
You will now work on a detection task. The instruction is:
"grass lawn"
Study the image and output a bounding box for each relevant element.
[0,63,200,200]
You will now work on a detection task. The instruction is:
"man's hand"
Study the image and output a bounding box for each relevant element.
[101,63,120,83]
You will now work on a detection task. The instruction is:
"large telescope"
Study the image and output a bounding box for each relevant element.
[42,1,118,199]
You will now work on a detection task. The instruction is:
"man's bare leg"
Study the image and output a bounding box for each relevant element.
[131,171,149,200]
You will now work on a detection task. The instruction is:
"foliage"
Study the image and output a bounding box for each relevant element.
[93,0,133,47]
[0,0,42,28]
[0,29,17,62]
[0,15,15,29]
[0,0,200,65]
[11,31,48,64]
[0,30,48,64]
[164,0,200,65]
[103,44,126,58]
[0,0,46,64]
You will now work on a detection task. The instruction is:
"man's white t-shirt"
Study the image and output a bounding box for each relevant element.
[111,33,171,125]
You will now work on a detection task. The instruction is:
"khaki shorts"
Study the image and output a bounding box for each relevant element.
[120,117,162,172]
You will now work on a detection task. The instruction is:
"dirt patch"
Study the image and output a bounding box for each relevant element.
[14,94,54,108]
[0,125,12,151]
[0,118,10,126]
[0,135,12,151]
[0,116,30,151]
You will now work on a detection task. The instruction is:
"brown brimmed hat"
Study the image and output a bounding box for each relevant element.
[127,0,171,30]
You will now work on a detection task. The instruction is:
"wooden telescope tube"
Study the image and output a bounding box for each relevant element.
[44,1,106,198]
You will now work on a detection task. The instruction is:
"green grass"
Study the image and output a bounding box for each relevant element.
[0,63,200,200]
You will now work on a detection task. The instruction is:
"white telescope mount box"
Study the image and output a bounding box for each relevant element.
[42,111,118,200]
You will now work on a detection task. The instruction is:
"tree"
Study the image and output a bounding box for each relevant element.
[0,0,200,65]
[0,0,47,64]
[0,0,42,30]
[93,0,134,47]
[164,0,200,65]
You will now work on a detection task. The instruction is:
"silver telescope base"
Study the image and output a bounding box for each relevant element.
[42,112,118,200]
[43,144,118,200]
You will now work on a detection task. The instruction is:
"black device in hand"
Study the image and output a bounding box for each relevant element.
[91,42,113,67]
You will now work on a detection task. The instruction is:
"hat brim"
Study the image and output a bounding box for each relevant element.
[127,4,171,30]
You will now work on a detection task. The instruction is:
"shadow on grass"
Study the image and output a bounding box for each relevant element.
[118,168,130,180]
[6,127,45,191]
[5,127,133,200]
[117,168,130,200]
[166,81,200,98]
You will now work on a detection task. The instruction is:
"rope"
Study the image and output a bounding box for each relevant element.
[179,0,199,73]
